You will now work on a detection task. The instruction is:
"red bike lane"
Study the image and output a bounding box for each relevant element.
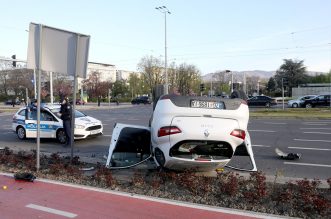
[0,173,277,219]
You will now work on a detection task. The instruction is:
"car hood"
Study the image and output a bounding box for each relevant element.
[75,116,102,126]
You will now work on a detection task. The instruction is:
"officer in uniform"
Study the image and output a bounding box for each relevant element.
[60,96,72,145]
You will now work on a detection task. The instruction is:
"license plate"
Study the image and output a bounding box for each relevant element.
[90,130,100,135]
[191,100,224,109]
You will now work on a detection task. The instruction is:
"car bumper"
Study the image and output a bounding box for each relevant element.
[74,127,103,139]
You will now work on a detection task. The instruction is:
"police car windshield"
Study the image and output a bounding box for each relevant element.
[50,108,86,118]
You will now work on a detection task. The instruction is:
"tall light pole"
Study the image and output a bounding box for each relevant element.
[231,71,234,93]
[156,6,171,94]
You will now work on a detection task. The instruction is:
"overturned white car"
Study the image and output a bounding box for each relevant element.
[106,95,257,172]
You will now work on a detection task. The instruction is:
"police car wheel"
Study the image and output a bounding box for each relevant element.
[57,129,66,144]
[17,126,26,139]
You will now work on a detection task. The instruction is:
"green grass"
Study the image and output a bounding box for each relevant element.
[250,108,331,119]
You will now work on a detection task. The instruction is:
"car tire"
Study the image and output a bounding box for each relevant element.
[305,103,312,108]
[154,148,165,167]
[265,102,271,108]
[17,126,26,140]
[56,129,66,144]
[292,103,298,108]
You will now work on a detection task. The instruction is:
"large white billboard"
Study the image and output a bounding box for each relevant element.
[27,23,90,78]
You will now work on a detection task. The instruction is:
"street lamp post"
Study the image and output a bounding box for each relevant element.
[156,6,171,95]
[282,78,285,110]
[231,71,234,93]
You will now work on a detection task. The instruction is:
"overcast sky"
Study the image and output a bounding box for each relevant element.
[0,0,330,74]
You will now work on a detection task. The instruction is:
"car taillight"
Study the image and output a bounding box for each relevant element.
[158,126,181,137]
[230,129,246,140]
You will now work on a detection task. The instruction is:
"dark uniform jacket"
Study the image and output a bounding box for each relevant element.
[60,103,72,121]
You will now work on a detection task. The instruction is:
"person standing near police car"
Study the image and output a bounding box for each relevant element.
[60,96,72,145]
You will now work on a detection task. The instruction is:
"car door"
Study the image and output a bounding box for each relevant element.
[316,95,325,107]
[106,123,152,169]
[25,108,58,138]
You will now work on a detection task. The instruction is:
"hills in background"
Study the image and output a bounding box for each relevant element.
[201,70,326,82]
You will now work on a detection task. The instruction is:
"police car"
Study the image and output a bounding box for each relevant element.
[12,104,103,143]
[106,94,257,172]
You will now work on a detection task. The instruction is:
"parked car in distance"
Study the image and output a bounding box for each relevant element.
[76,99,85,105]
[5,99,21,105]
[131,96,151,104]
[247,95,277,108]
[300,94,331,108]
[287,95,316,108]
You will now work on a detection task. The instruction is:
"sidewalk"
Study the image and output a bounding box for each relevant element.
[0,173,286,219]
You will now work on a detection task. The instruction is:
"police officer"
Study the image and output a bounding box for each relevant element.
[60,96,72,145]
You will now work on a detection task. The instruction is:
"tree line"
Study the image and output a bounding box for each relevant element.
[0,58,330,102]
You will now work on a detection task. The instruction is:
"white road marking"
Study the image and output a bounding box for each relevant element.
[302,123,328,126]
[284,162,331,168]
[263,122,287,125]
[300,128,331,130]
[303,131,331,135]
[294,138,331,143]
[26,204,77,218]
[249,130,276,133]
[303,121,331,123]
[252,145,271,147]
[288,146,331,151]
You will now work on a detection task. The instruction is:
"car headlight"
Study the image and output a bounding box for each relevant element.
[75,124,85,129]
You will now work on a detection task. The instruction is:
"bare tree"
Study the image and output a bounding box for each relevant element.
[0,70,10,96]
[137,55,164,94]
[176,63,200,95]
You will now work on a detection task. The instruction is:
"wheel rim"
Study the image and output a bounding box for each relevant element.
[306,104,312,108]
[57,130,66,144]
[266,103,270,107]
[293,103,298,108]
[17,127,25,139]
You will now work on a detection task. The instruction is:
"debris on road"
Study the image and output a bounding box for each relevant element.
[14,172,36,182]
[275,148,301,160]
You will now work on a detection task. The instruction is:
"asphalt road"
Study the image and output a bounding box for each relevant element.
[1,104,330,180]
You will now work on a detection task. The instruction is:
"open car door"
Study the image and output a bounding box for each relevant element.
[226,131,257,172]
[106,123,151,169]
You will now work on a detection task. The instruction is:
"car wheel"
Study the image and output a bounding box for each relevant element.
[56,129,66,144]
[305,103,312,108]
[265,102,271,108]
[17,126,26,140]
[292,103,298,108]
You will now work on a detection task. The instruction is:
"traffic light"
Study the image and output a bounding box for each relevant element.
[200,83,205,91]
[11,55,16,67]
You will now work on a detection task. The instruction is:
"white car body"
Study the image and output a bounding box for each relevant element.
[287,95,316,108]
[12,105,103,143]
[106,95,257,172]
